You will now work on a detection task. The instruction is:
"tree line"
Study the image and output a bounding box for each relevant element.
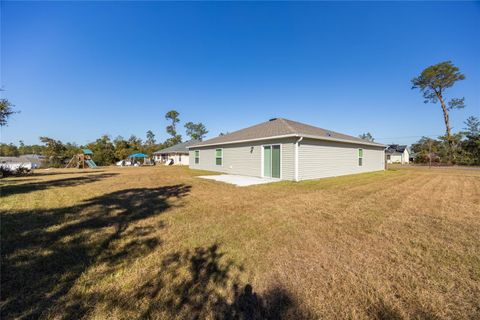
[2,61,478,167]
[410,116,479,165]
[0,110,208,167]
[410,61,479,165]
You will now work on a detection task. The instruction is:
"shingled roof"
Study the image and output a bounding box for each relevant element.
[153,140,200,154]
[189,118,385,148]
[386,144,408,154]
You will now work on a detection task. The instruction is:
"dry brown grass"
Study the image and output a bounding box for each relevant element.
[1,166,479,319]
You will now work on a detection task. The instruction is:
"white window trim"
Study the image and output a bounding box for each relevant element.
[215,148,223,166]
[261,144,282,179]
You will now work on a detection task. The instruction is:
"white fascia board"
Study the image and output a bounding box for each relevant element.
[186,134,298,148]
[187,133,386,149]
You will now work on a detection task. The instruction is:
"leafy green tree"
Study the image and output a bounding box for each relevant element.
[462,116,480,165]
[146,130,156,145]
[64,143,81,159]
[87,135,116,166]
[128,135,143,152]
[184,122,208,141]
[0,143,19,156]
[463,116,480,136]
[164,110,182,146]
[143,130,159,155]
[164,136,182,147]
[0,98,17,127]
[40,136,67,167]
[358,132,374,142]
[438,133,468,164]
[165,110,180,137]
[114,136,133,160]
[411,137,442,164]
[18,143,45,155]
[411,61,466,160]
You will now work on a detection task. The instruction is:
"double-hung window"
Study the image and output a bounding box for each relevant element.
[194,150,200,164]
[215,148,223,166]
[358,149,363,166]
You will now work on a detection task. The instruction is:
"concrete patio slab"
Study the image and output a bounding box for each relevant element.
[198,174,279,187]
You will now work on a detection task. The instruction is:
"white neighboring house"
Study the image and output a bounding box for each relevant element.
[385,145,410,164]
[0,156,39,171]
[1,154,46,170]
[153,140,200,165]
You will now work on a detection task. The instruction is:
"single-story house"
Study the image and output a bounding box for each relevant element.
[385,144,409,164]
[21,154,46,168]
[153,140,200,165]
[188,118,386,181]
[0,154,45,170]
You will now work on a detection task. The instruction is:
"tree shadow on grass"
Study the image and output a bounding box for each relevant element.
[367,298,404,320]
[99,243,314,320]
[367,297,443,320]
[0,177,40,183]
[2,179,310,319]
[0,184,191,319]
[33,170,108,177]
[0,172,119,197]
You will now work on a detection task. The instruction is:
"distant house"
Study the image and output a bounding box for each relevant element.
[153,140,200,165]
[21,154,46,168]
[188,118,386,181]
[385,145,409,164]
[0,154,45,170]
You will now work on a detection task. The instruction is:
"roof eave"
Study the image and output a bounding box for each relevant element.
[153,150,189,154]
[187,133,386,149]
[186,134,299,148]
[300,134,386,147]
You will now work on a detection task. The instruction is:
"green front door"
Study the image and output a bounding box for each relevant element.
[272,145,280,178]
[263,145,280,178]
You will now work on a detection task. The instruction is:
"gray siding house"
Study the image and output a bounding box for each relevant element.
[188,118,385,181]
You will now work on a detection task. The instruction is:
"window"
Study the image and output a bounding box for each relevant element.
[358,148,363,166]
[386,155,391,161]
[215,148,223,166]
[195,150,199,164]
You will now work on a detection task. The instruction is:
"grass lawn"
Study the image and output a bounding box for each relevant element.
[1,166,479,319]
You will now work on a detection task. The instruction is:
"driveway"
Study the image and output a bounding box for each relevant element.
[198,174,279,187]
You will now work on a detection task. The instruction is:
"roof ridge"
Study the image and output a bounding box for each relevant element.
[278,118,297,134]
[190,117,385,148]
[288,118,359,138]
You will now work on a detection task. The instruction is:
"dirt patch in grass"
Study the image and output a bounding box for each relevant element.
[1,166,479,319]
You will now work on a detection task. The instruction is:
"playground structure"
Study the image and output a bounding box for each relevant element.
[65,149,98,169]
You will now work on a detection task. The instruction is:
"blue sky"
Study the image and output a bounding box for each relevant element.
[1,1,479,146]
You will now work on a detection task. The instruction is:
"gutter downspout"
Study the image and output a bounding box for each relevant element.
[294,136,303,182]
